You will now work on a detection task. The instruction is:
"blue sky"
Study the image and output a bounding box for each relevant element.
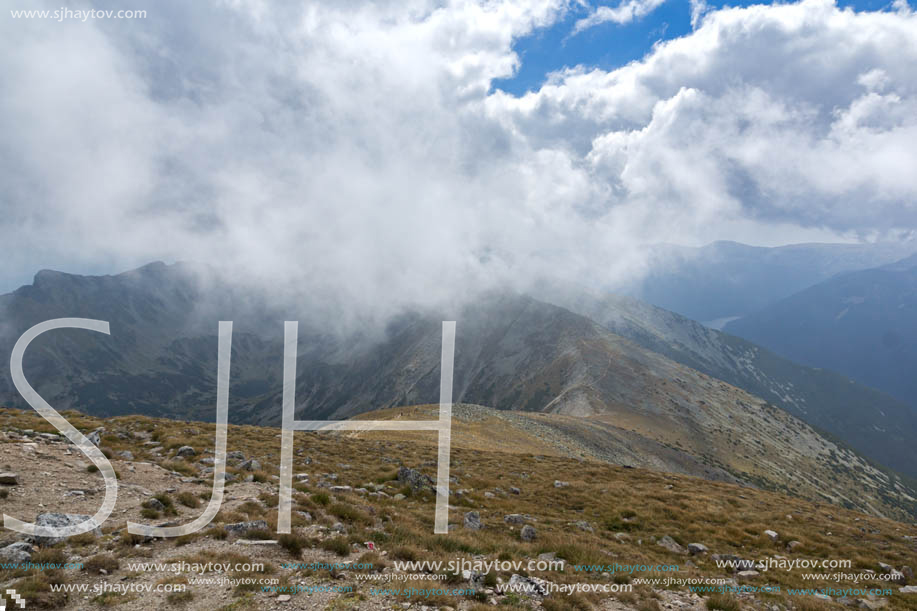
[494,0,904,95]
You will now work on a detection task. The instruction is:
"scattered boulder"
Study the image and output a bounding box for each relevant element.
[397,467,434,492]
[239,458,261,471]
[176,446,196,458]
[0,472,19,485]
[226,450,245,461]
[87,430,102,446]
[116,451,134,460]
[786,540,803,552]
[32,513,101,546]
[464,511,482,530]
[737,570,760,580]
[687,543,708,555]
[520,525,537,542]
[764,529,779,541]
[330,486,352,493]
[145,497,166,511]
[900,586,917,594]
[510,487,521,495]
[224,520,269,536]
[573,520,593,533]
[657,535,687,555]
[0,541,33,563]
[553,480,569,488]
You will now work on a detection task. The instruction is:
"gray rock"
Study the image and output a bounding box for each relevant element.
[176,446,196,458]
[764,529,779,541]
[510,487,521,495]
[330,486,352,493]
[900,586,917,594]
[504,514,526,525]
[199,457,215,466]
[573,520,593,533]
[0,541,33,563]
[786,540,803,552]
[737,570,760,580]
[87,430,101,446]
[239,458,261,471]
[657,535,687,554]
[464,511,482,530]
[902,566,913,583]
[520,525,537,542]
[224,520,268,535]
[145,497,166,511]
[687,543,708,555]
[116,451,134,460]
[0,472,19,485]
[226,450,245,461]
[397,467,434,492]
[553,480,569,488]
[32,513,101,546]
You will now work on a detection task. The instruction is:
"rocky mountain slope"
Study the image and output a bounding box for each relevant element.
[543,287,917,480]
[725,255,917,411]
[1,408,916,611]
[1,264,916,518]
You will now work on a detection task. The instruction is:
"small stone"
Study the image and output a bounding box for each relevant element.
[510,487,521,495]
[764,530,779,541]
[0,472,19,485]
[464,511,482,530]
[520,525,537,542]
[737,570,760,580]
[176,446,196,458]
[239,459,261,471]
[277,594,291,602]
[117,451,134,460]
[32,513,101,546]
[504,514,526,525]
[687,543,708,555]
[657,535,687,554]
[224,520,268,535]
[786,540,803,552]
[553,480,569,488]
[0,541,33,563]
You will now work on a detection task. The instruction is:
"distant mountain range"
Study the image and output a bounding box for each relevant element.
[1,262,917,520]
[725,254,917,410]
[625,241,914,324]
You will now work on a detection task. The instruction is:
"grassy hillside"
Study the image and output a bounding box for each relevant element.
[1,407,916,611]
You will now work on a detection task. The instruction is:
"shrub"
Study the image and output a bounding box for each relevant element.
[84,554,119,574]
[320,537,351,557]
[277,533,307,557]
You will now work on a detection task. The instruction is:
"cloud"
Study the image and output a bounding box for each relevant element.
[573,0,669,33]
[0,0,915,324]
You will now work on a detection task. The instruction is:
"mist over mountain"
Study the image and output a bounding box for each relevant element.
[624,241,915,324]
[725,254,917,410]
